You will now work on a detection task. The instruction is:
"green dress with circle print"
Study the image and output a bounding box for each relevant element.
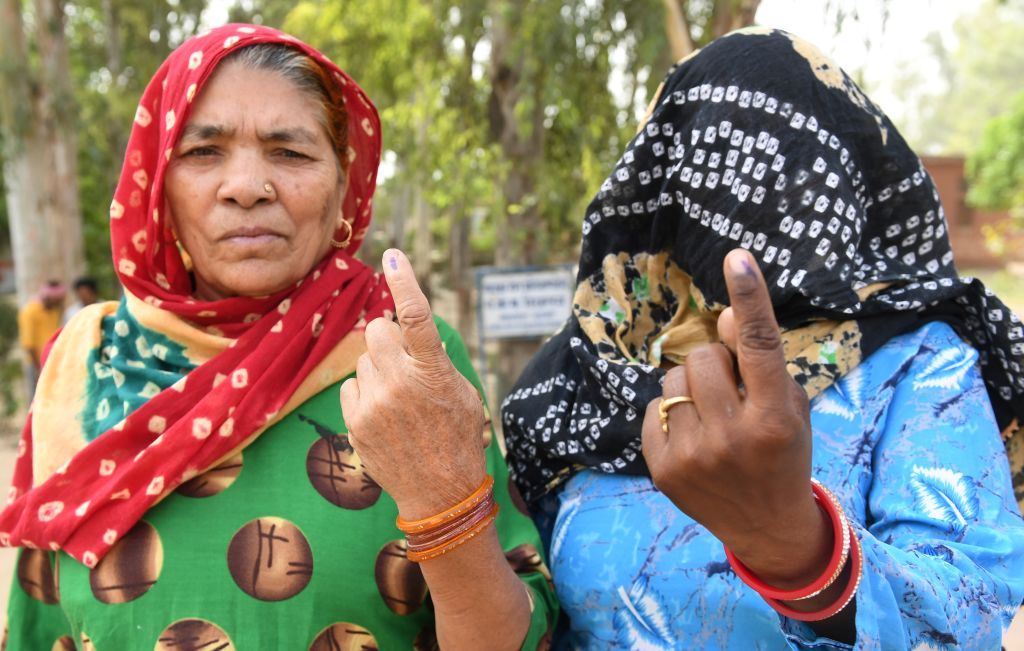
[2,318,556,650]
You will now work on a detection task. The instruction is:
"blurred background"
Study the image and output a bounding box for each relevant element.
[0,0,1023,640]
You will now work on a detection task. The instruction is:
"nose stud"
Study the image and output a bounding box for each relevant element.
[263,182,275,195]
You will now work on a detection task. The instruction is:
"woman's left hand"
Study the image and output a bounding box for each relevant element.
[340,250,487,521]
[641,249,832,589]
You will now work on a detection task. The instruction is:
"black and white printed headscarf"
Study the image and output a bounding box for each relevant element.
[501,28,1024,508]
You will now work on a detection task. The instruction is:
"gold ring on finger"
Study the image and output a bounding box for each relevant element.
[659,396,695,433]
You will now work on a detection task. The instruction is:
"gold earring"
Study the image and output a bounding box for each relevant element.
[331,219,353,249]
[176,239,194,272]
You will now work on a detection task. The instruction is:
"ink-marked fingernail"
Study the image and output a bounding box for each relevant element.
[729,250,754,276]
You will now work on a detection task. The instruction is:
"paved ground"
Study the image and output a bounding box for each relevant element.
[0,434,1019,645]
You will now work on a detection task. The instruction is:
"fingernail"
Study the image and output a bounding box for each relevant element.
[388,255,398,271]
[729,251,755,276]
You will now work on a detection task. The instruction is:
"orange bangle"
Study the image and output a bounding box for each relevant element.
[406,493,497,550]
[406,503,499,562]
[396,475,494,534]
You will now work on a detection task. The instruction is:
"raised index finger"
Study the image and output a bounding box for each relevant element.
[721,249,790,406]
[382,248,445,361]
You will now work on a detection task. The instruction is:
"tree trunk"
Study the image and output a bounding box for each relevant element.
[391,180,410,251]
[100,0,129,163]
[448,207,472,337]
[486,1,548,400]
[0,0,85,305]
[411,183,433,301]
[663,0,696,60]
[101,0,123,79]
[709,0,761,39]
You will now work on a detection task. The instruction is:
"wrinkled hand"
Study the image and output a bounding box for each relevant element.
[642,249,830,588]
[340,249,487,521]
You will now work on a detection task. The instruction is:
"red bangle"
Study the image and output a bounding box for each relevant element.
[725,480,850,601]
[766,521,863,621]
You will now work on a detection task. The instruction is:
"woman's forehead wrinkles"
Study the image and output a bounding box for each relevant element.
[180,123,228,141]
[259,127,320,145]
[178,123,321,145]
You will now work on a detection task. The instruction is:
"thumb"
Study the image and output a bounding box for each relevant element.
[382,249,444,361]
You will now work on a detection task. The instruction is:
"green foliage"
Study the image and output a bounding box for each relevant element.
[283,0,673,267]
[900,0,1024,154]
[1,0,753,291]
[64,0,207,296]
[0,300,21,416]
[967,90,1024,217]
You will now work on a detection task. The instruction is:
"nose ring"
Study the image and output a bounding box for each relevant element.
[263,182,275,195]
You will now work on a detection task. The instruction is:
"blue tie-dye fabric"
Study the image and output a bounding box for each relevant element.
[541,322,1024,650]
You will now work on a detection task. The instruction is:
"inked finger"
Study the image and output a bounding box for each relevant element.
[722,249,790,407]
[382,249,444,362]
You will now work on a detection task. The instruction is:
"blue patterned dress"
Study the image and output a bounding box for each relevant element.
[540,322,1024,650]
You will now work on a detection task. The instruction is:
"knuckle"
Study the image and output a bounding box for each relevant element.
[738,320,782,353]
[792,384,810,413]
[750,411,802,447]
[356,352,374,373]
[685,344,717,365]
[364,317,390,340]
[687,344,733,374]
[662,366,689,395]
[396,299,432,327]
[687,448,717,477]
[644,397,662,420]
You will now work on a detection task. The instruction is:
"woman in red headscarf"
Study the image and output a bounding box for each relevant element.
[0,24,554,650]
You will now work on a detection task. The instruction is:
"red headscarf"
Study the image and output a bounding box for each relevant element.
[0,24,394,566]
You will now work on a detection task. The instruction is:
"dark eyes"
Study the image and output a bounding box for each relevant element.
[181,146,217,157]
[178,147,310,159]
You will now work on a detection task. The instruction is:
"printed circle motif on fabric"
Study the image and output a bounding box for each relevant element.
[17,548,59,604]
[505,543,555,592]
[308,623,378,651]
[412,626,440,651]
[374,539,427,615]
[227,517,313,601]
[154,619,234,651]
[79,631,96,651]
[51,636,75,651]
[177,452,243,498]
[304,425,381,510]
[89,520,163,604]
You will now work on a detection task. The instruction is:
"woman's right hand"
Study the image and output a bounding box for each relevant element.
[641,250,833,591]
[339,249,488,521]
[340,250,533,651]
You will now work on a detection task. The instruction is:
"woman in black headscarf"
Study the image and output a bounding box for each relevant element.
[502,28,1024,648]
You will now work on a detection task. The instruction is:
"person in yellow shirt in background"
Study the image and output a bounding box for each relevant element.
[62,277,100,325]
[17,281,65,401]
